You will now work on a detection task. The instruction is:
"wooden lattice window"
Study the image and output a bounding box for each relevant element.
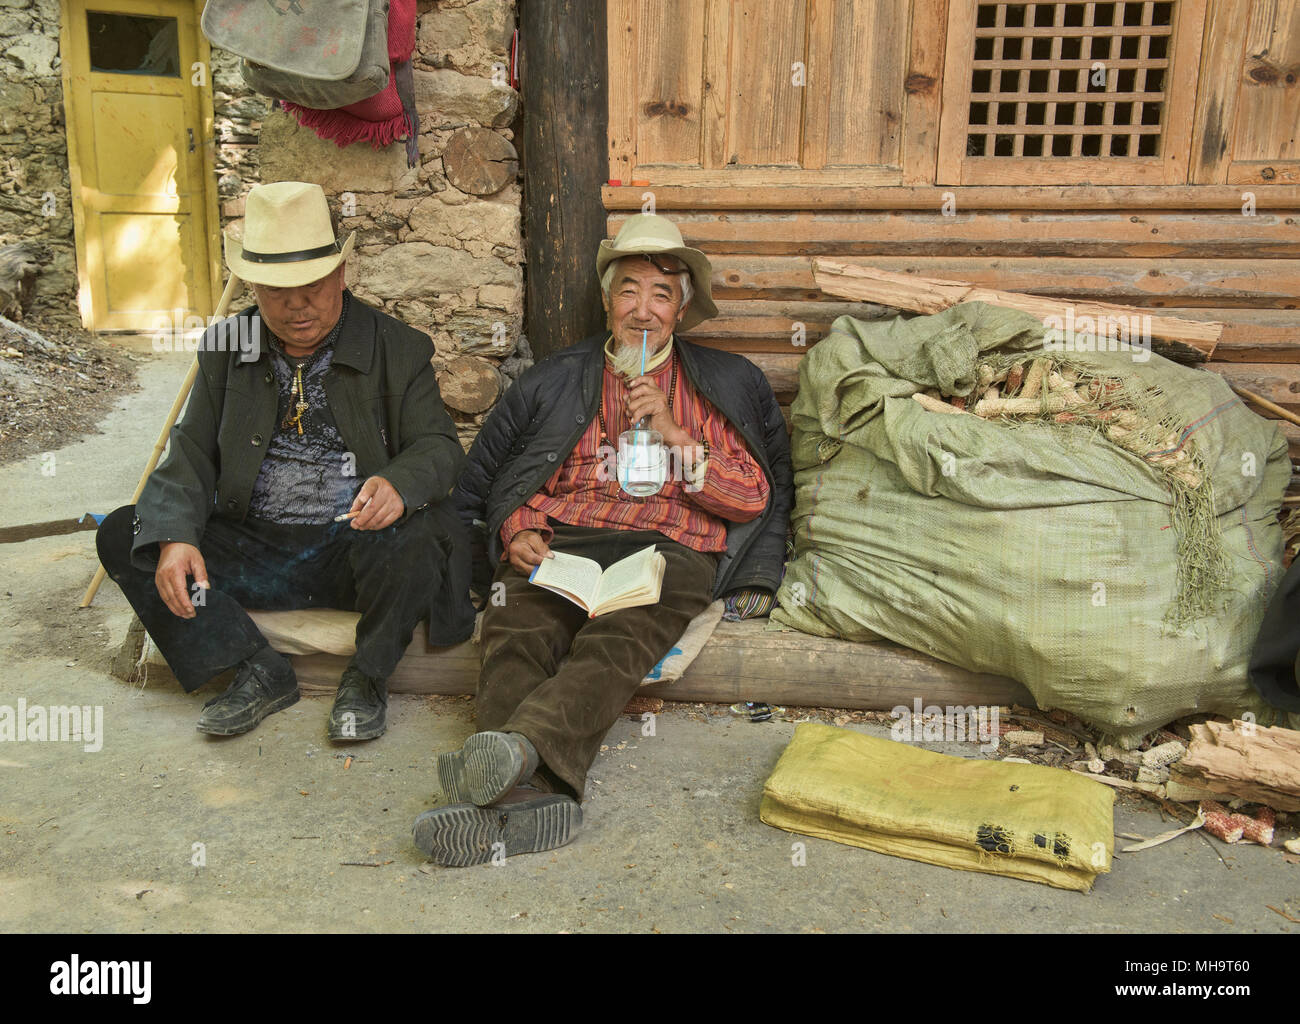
[939,0,1208,185]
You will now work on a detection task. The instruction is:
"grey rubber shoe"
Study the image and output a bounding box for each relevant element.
[412,789,582,867]
[437,731,540,806]
[196,655,299,736]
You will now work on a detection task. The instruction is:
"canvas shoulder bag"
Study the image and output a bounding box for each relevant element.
[201,0,390,109]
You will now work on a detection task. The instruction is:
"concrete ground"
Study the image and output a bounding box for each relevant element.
[1,345,1297,933]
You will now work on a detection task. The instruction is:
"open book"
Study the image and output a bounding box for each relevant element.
[529,543,666,618]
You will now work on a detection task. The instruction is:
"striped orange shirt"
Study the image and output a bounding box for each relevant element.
[501,341,769,554]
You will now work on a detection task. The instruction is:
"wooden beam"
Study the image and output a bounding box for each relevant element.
[700,0,732,170]
[1216,367,1300,421]
[521,0,610,361]
[900,0,948,185]
[812,258,1222,357]
[1156,308,1300,362]
[605,0,635,182]
[748,352,802,399]
[708,254,1300,308]
[288,620,1035,710]
[603,184,1300,210]
[688,305,1296,373]
[608,210,1300,259]
[1188,0,1250,184]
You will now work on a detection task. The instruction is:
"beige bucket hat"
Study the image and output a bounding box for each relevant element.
[224,181,356,288]
[596,214,717,331]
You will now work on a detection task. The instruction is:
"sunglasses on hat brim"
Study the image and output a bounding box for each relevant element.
[636,253,688,277]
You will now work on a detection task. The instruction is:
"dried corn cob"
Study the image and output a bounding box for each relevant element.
[973,395,1069,418]
[1201,801,1246,843]
[1238,806,1275,846]
[912,393,967,415]
[1021,359,1048,400]
[1141,740,1187,770]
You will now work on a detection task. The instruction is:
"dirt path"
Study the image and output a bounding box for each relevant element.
[0,317,139,465]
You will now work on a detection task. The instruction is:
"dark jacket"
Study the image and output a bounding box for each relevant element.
[1249,556,1300,712]
[132,293,475,646]
[454,333,794,600]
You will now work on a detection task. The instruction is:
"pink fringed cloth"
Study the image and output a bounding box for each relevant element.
[282,0,419,165]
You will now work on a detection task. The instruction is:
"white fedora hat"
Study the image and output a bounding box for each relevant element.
[224,181,356,287]
[596,214,717,331]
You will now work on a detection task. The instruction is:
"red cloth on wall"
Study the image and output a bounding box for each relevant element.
[281,0,418,154]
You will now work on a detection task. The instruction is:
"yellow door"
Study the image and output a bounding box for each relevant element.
[62,0,215,330]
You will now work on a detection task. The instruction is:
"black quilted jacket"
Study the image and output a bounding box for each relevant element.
[453,333,794,600]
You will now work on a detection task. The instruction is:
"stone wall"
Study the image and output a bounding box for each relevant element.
[211,46,267,220]
[0,0,76,324]
[245,0,526,448]
[0,1,266,326]
[0,0,527,448]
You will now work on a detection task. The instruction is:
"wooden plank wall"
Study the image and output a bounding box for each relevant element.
[604,0,1300,461]
[607,204,1300,461]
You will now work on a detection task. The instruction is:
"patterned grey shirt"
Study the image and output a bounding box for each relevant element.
[247,296,361,524]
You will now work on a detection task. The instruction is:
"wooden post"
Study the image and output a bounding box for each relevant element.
[519,0,610,360]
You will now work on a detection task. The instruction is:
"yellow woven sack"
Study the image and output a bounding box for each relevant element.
[760,723,1115,892]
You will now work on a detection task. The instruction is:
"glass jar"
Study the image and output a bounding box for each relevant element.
[617,427,666,497]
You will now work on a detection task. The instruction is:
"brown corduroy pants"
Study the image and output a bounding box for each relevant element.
[476,524,718,801]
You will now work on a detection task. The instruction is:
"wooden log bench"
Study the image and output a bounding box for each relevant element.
[115,610,1034,711]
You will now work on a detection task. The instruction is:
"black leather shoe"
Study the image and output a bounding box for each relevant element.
[328,667,388,741]
[196,654,299,736]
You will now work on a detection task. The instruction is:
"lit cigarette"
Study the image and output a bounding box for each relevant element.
[334,511,361,522]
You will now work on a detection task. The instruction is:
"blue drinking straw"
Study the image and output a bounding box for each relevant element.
[635,330,648,433]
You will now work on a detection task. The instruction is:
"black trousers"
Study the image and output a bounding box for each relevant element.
[97,504,445,692]
[477,524,718,801]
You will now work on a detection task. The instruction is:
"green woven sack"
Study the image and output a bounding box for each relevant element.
[772,302,1288,740]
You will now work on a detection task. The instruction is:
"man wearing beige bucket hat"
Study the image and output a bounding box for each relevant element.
[412,214,794,865]
[97,181,474,742]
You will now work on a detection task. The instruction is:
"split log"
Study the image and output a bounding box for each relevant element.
[1169,720,1300,812]
[442,127,518,197]
[435,355,502,414]
[119,614,1037,711]
[813,258,1222,362]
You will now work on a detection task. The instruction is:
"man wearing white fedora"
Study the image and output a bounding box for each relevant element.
[97,181,474,741]
[412,214,794,865]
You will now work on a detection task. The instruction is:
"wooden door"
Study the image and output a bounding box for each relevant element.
[937,0,1209,185]
[61,0,216,330]
[607,0,947,189]
[1191,0,1300,186]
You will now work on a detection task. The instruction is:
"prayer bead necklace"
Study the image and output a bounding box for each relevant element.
[281,361,309,436]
